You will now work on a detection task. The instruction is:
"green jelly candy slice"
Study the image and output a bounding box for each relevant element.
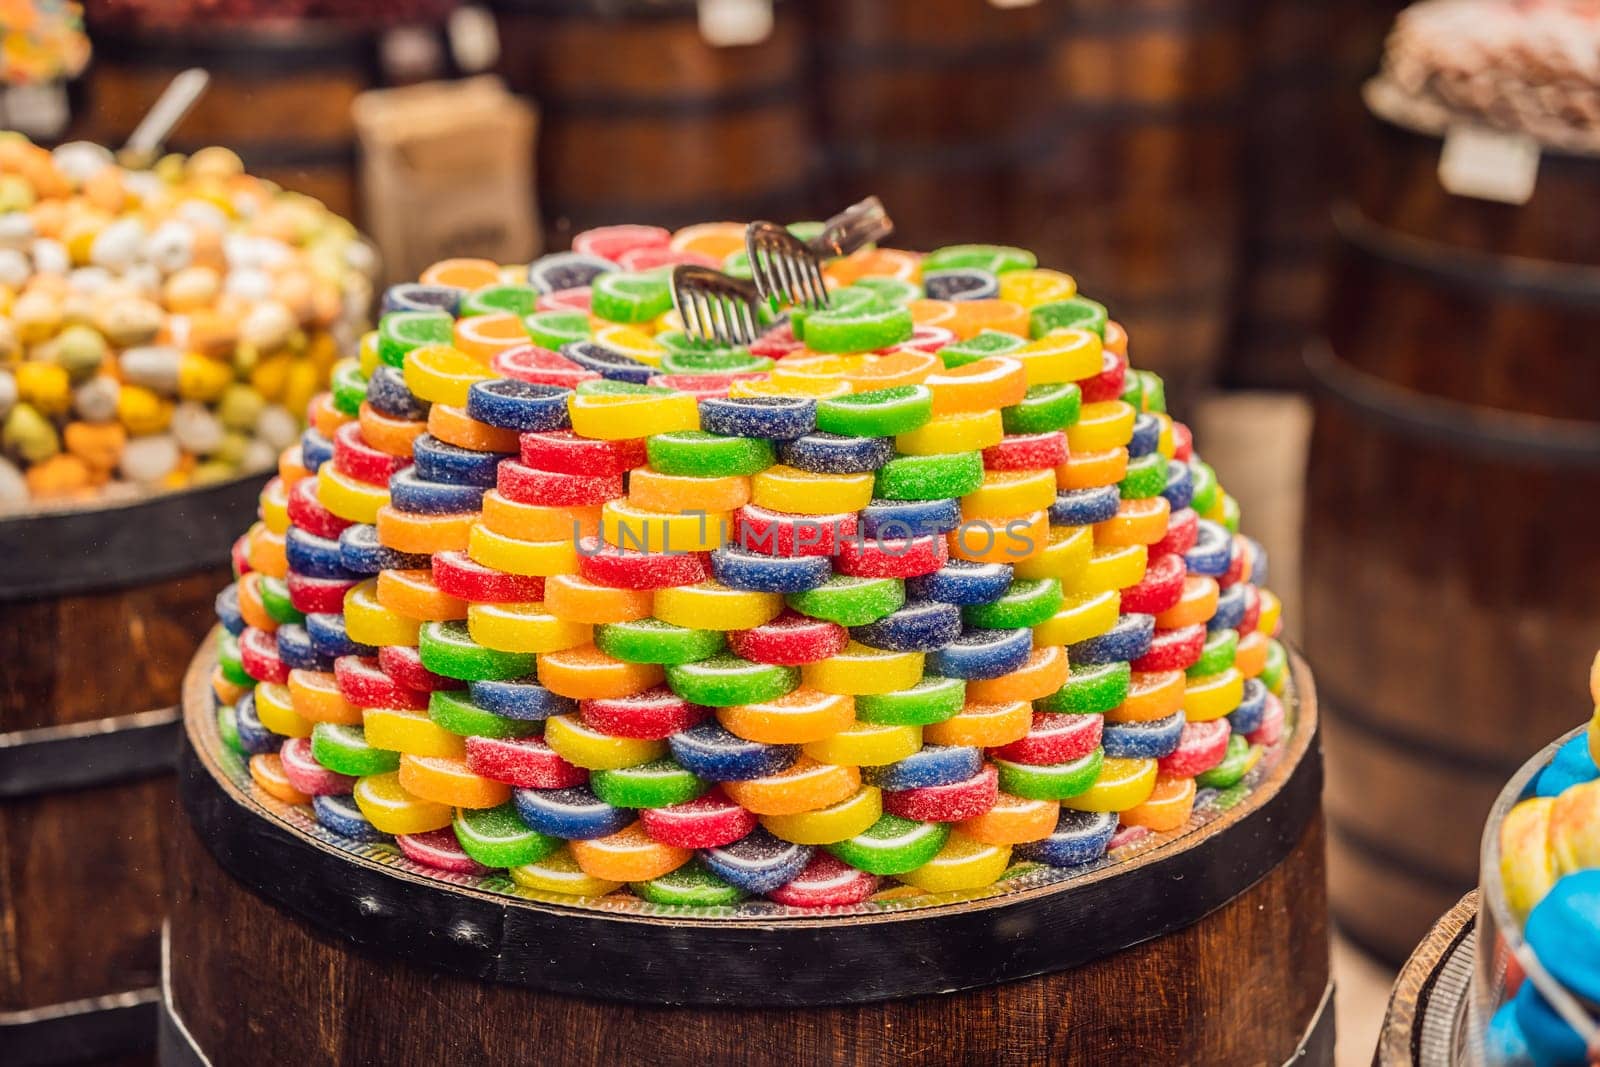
[655,329,768,360]
[1260,639,1288,694]
[722,250,754,280]
[461,284,539,318]
[217,703,244,755]
[1035,660,1131,714]
[217,630,251,687]
[874,452,985,501]
[826,814,950,875]
[1003,382,1081,435]
[429,689,541,739]
[1188,460,1218,516]
[574,378,674,397]
[258,576,305,625]
[786,575,905,627]
[962,579,1063,630]
[1138,370,1166,414]
[851,275,921,305]
[1029,296,1107,340]
[524,309,591,350]
[994,748,1104,801]
[815,384,932,438]
[854,676,967,726]
[631,859,747,906]
[647,430,775,477]
[1196,734,1254,789]
[419,620,537,682]
[1119,452,1167,500]
[1120,370,1145,409]
[791,286,880,341]
[1221,493,1241,534]
[665,654,799,707]
[938,329,1025,369]
[595,618,726,665]
[378,311,454,368]
[922,244,1036,275]
[658,348,773,377]
[592,757,709,809]
[454,803,560,868]
[330,360,368,417]
[1188,629,1239,679]
[592,270,675,325]
[311,722,402,777]
[804,301,914,355]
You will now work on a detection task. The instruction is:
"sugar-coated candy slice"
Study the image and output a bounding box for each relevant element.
[428,689,540,739]
[570,822,690,883]
[938,329,1023,370]
[497,460,623,508]
[427,552,540,605]
[859,497,964,539]
[512,785,632,841]
[637,788,756,849]
[313,792,389,842]
[1069,612,1154,666]
[710,546,832,595]
[285,528,357,581]
[991,711,1103,766]
[407,435,506,489]
[1184,668,1245,722]
[826,813,949,875]
[1120,553,1186,616]
[453,803,561,868]
[599,499,730,554]
[760,785,884,845]
[767,852,881,908]
[353,771,452,834]
[509,846,621,896]
[835,531,948,580]
[776,431,895,475]
[786,575,905,627]
[258,576,305,625]
[1150,506,1201,560]
[580,686,708,740]
[1161,459,1194,510]
[1003,382,1082,437]
[1260,639,1289,694]
[1056,446,1128,492]
[312,722,402,777]
[218,630,250,687]
[698,395,816,440]
[304,611,377,662]
[875,451,986,502]
[982,431,1068,473]
[591,757,708,809]
[278,736,356,796]
[721,757,861,816]
[467,602,593,656]
[1209,581,1250,633]
[462,379,572,433]
[395,828,488,874]
[1132,624,1206,673]
[994,747,1104,801]
[927,627,1033,680]
[588,618,722,667]
[361,705,468,759]
[428,402,521,454]
[492,345,599,391]
[947,509,1049,565]
[374,569,466,623]
[338,523,429,576]
[234,693,286,755]
[855,676,968,727]
[1188,629,1239,678]
[538,644,665,701]
[561,337,653,382]
[1121,774,1198,832]
[701,827,813,893]
[569,388,700,441]
[1095,496,1172,549]
[957,791,1059,845]
[751,465,875,515]
[465,735,587,789]
[866,746,983,790]
[523,309,592,351]
[240,627,291,684]
[386,469,485,517]
[815,385,933,438]
[461,677,572,721]
[215,583,246,637]
[627,466,750,513]
[384,282,462,316]
[664,654,799,707]
[732,504,857,558]
[1195,733,1259,788]
[897,832,1012,892]
[717,687,854,745]
[803,720,923,768]
[544,574,654,624]
[965,645,1071,704]
[882,763,999,822]
[1227,677,1268,736]
[924,267,1000,303]
[378,310,454,368]
[1061,756,1157,812]
[961,578,1063,630]
[1184,519,1231,577]
[1126,412,1161,459]
[1158,719,1232,777]
[1036,660,1131,715]
[1102,709,1187,759]
[850,600,963,653]
[803,301,914,354]
[668,721,799,782]
[419,620,537,681]
[574,542,706,596]
[631,859,748,906]
[398,753,512,809]
[645,430,774,478]
[803,642,926,697]
[906,559,1013,606]
[1016,809,1118,867]
[254,682,312,738]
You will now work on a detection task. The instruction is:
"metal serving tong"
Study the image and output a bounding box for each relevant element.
[119,68,210,168]
[671,196,894,346]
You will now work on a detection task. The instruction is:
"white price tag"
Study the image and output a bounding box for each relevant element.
[698,0,774,47]
[1438,125,1541,205]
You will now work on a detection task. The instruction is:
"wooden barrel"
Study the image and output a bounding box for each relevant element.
[1226,0,1409,390]
[0,476,267,1066]
[1305,99,1600,964]
[82,25,393,219]
[162,647,1333,1066]
[492,0,817,247]
[1375,892,1479,1066]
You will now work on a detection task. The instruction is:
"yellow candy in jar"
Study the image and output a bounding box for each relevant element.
[1499,796,1560,918]
[1548,779,1600,877]
[178,352,234,403]
[15,360,70,417]
[116,385,172,435]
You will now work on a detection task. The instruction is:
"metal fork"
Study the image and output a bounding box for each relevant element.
[746,195,894,311]
[670,265,764,347]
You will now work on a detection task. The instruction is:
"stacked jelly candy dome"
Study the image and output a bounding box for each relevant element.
[211,226,1293,909]
[0,137,372,510]
[1487,654,1600,1067]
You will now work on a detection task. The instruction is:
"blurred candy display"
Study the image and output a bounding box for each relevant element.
[205,220,1299,911]
[0,136,373,511]
[1484,654,1600,1066]
[1383,0,1600,148]
[0,0,89,85]
[83,0,457,27]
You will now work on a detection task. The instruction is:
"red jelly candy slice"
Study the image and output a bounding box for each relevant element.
[835,532,948,579]
[577,538,708,590]
[433,550,547,603]
[378,645,458,693]
[572,224,669,262]
[1171,421,1193,462]
[580,686,709,740]
[396,828,488,874]
[519,429,647,477]
[982,431,1069,472]
[287,572,359,615]
[1119,553,1186,616]
[1157,719,1232,778]
[1238,584,1262,635]
[647,372,767,400]
[1150,507,1199,558]
[767,852,881,908]
[733,503,859,558]
[989,713,1103,766]
[465,735,588,789]
[1080,348,1128,403]
[492,345,600,389]
[240,626,291,684]
[333,422,411,486]
[727,611,850,666]
[749,323,805,359]
[497,460,625,507]
[882,764,1000,822]
[288,476,354,539]
[335,655,430,710]
[1248,693,1285,747]
[1131,625,1206,673]
[279,736,358,796]
[639,788,757,849]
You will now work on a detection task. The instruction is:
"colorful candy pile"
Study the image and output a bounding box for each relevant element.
[208,224,1292,909]
[1487,654,1600,1066]
[0,136,372,510]
[0,0,90,86]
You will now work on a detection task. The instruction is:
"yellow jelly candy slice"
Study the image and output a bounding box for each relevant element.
[897,832,1012,893]
[1065,401,1135,453]
[361,707,468,759]
[544,713,667,770]
[1184,668,1245,722]
[761,785,883,845]
[316,464,390,524]
[751,465,876,515]
[654,580,782,631]
[802,642,925,696]
[1061,757,1157,813]
[353,771,453,835]
[803,721,923,767]
[1062,545,1148,596]
[568,391,699,440]
[510,847,623,897]
[894,410,1004,456]
[600,499,730,554]
[344,580,423,647]
[1011,328,1100,385]
[467,601,593,654]
[253,682,313,738]
[1013,523,1093,582]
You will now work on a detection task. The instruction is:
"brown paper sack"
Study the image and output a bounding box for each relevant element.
[354,75,540,285]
